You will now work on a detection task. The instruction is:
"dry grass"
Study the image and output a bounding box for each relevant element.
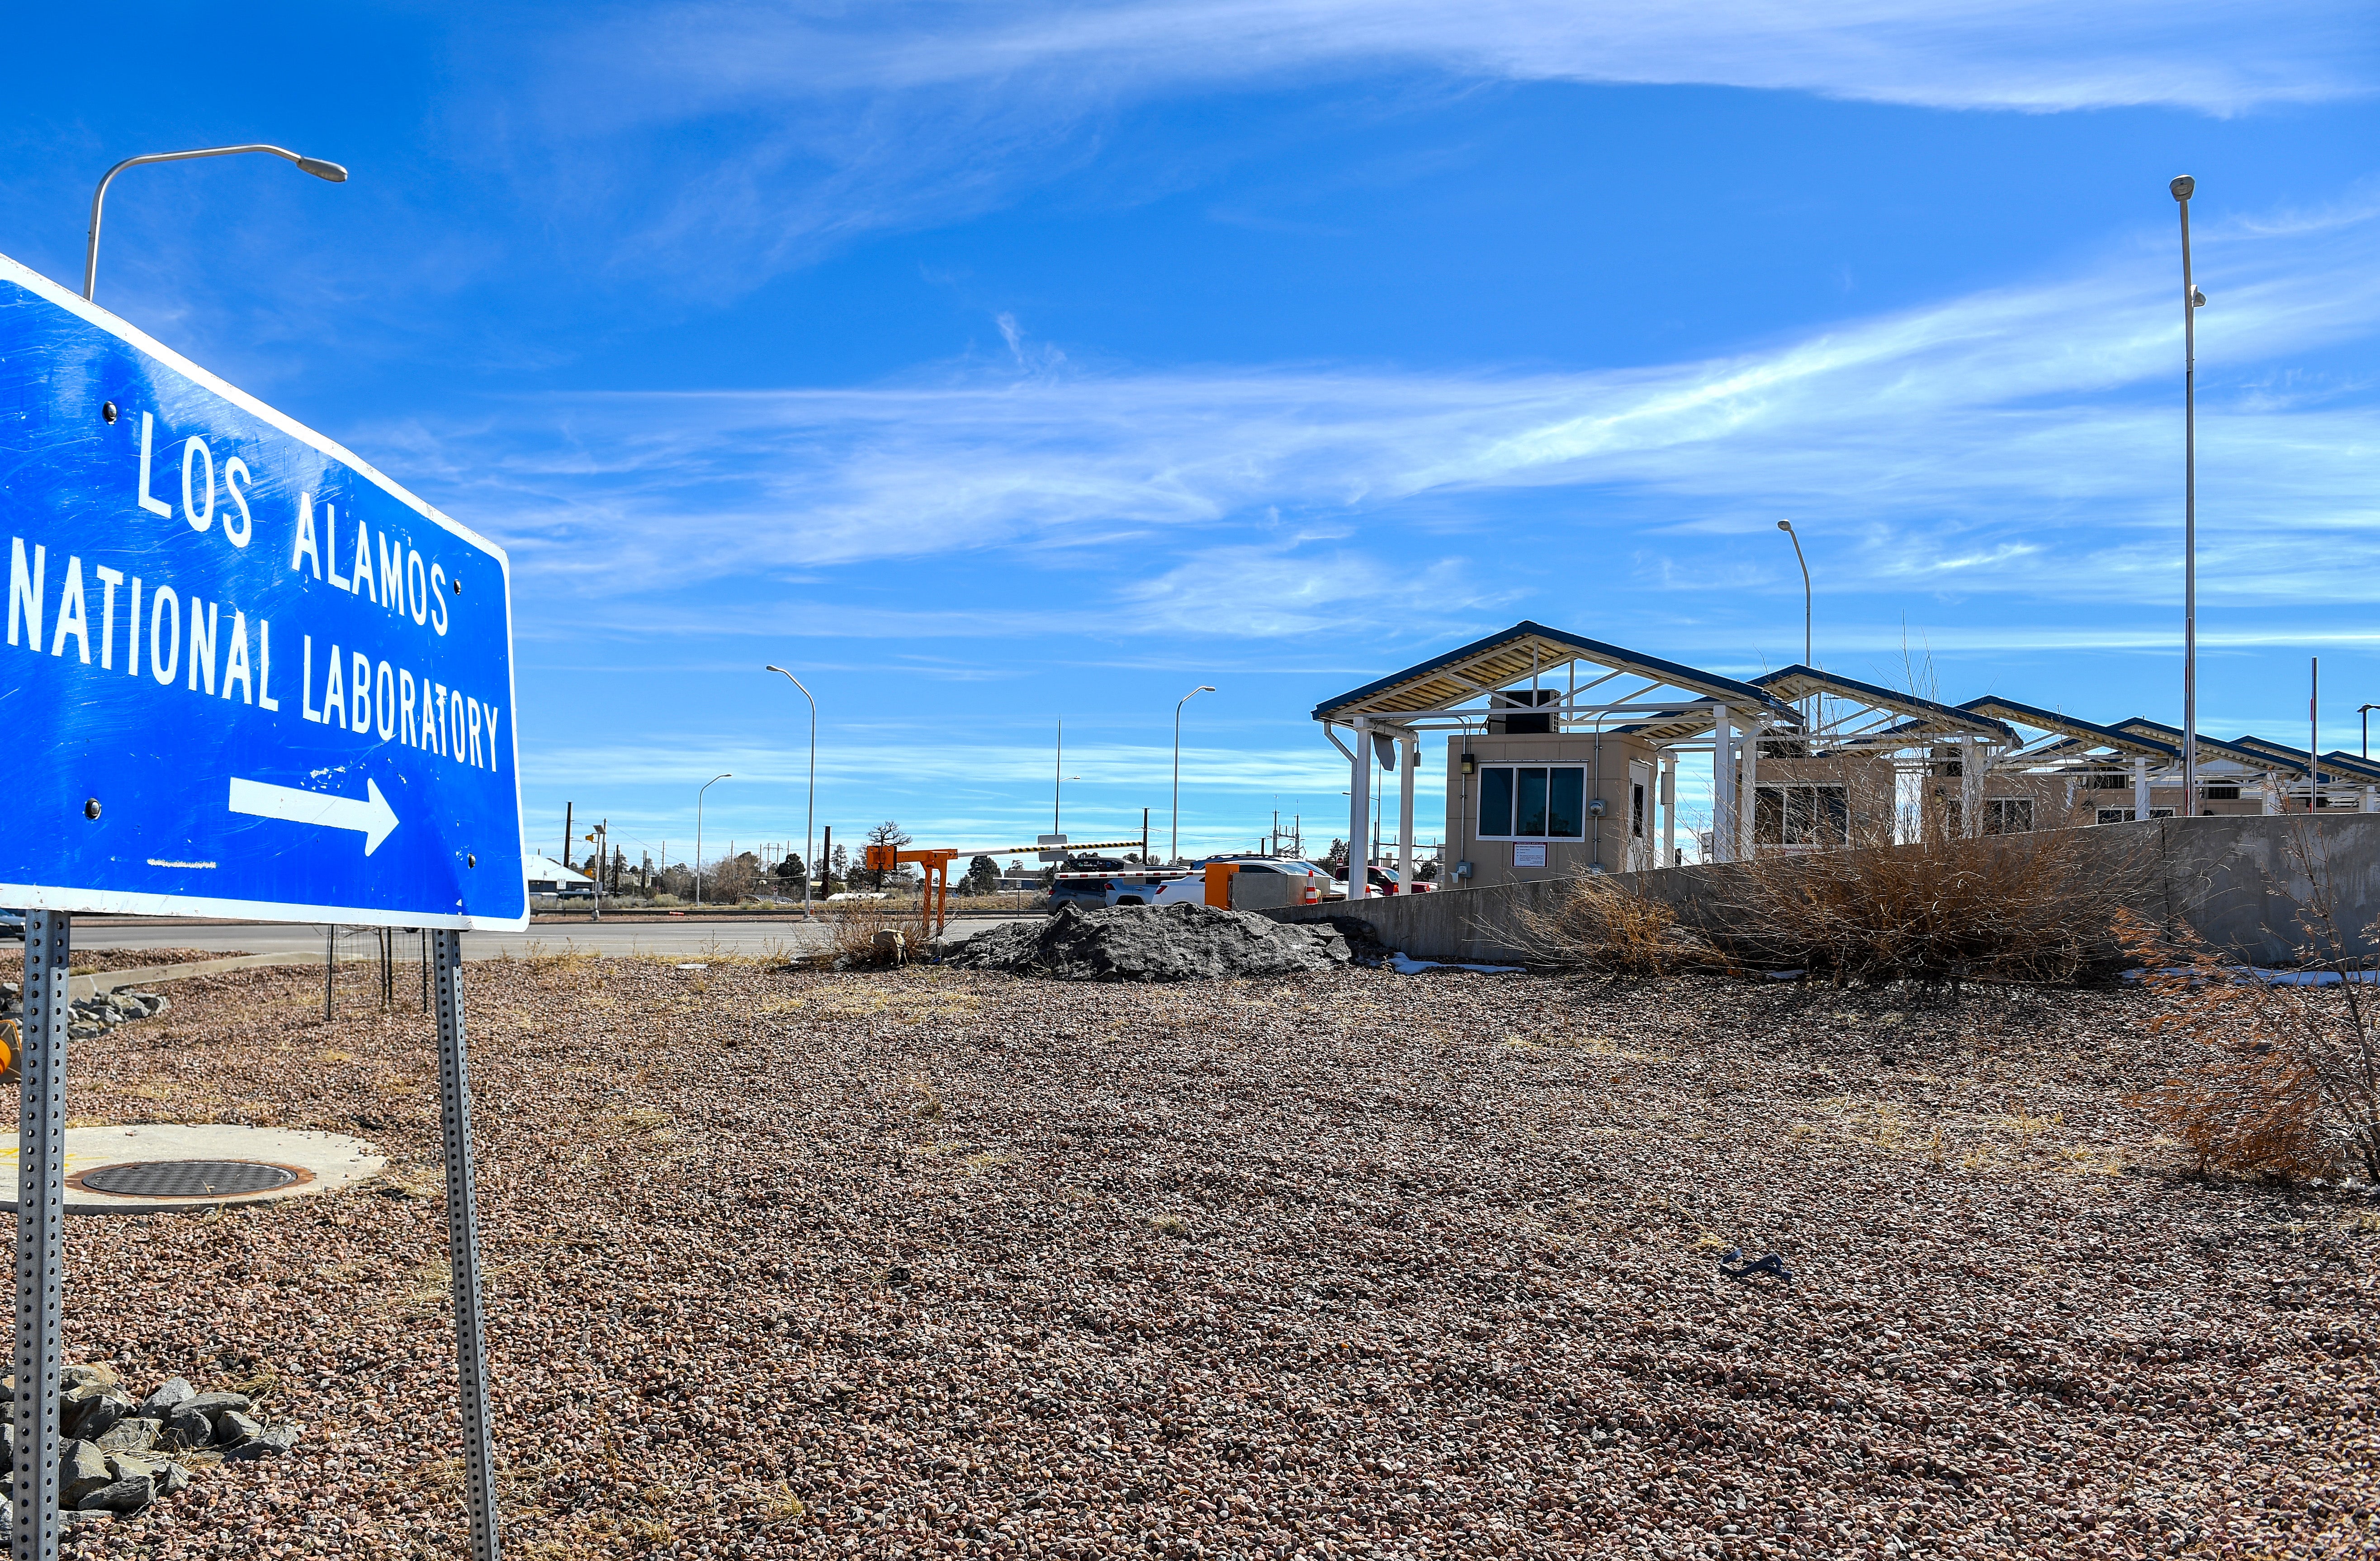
[2123,818,2380,1182]
[1512,871,1730,976]
[1520,828,2143,988]
[823,901,939,967]
[1707,826,2144,986]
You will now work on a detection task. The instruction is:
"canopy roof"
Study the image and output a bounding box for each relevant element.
[1310,620,1796,728]
[2111,717,2291,772]
[1755,666,2014,746]
[1959,695,2180,762]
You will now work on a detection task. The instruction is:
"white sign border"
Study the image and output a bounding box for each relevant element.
[0,251,529,932]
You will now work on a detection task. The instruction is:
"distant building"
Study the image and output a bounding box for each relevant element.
[522,854,594,895]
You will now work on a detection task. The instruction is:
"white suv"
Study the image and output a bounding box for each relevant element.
[1149,858,1332,909]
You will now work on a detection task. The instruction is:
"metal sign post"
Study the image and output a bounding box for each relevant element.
[0,250,525,1561]
[13,913,71,1561]
[431,932,501,1560]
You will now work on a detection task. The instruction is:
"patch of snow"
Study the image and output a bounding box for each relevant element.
[1387,952,1523,976]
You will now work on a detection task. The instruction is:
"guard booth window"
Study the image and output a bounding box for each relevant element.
[1752,783,1848,846]
[1478,766,1585,838]
[1983,798,2034,834]
[1630,782,1647,838]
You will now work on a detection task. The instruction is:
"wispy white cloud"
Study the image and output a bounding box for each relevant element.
[589,0,2375,119]
[393,196,2380,620]
[506,1,2376,295]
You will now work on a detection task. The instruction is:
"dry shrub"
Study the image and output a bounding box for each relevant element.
[1702,827,2141,986]
[2122,821,2380,1183]
[1524,827,2141,986]
[1514,872,1731,976]
[828,902,929,967]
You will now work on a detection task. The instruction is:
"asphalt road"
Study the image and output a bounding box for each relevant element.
[60,915,1039,962]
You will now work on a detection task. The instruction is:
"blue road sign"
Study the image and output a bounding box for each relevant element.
[0,253,525,929]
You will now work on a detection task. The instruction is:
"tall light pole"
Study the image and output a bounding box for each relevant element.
[763,666,818,920]
[2173,174,2208,816]
[1776,520,1813,734]
[695,773,731,906]
[85,145,348,302]
[1172,685,1216,863]
[2360,702,2378,759]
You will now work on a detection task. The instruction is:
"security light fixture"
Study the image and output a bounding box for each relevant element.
[84,144,350,301]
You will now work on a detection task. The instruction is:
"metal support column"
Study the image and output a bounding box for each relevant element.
[1660,752,1678,869]
[1396,731,1417,892]
[431,931,502,1561]
[1959,736,1983,838]
[1709,707,1733,864]
[1737,724,1760,862]
[14,910,71,1561]
[2133,757,2150,822]
[1349,718,1372,899]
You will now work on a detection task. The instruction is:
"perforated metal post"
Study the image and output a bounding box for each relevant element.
[14,911,71,1561]
[431,930,502,1561]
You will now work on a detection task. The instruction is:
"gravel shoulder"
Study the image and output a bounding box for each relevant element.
[44,955,2380,1558]
[66,948,253,975]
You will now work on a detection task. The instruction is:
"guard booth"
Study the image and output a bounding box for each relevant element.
[1310,622,1801,895]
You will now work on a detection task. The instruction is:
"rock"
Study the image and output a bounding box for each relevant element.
[62,1386,134,1441]
[213,1410,264,1447]
[138,1378,195,1420]
[58,1365,117,1394]
[92,1418,159,1454]
[182,1390,253,1417]
[157,1409,213,1451]
[59,1440,112,1506]
[1,1417,14,1474]
[222,1424,300,1460]
[156,1462,191,1495]
[76,1474,152,1515]
[104,1453,159,1483]
[944,901,1352,982]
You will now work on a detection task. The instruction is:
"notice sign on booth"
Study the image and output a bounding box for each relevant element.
[1512,842,1547,868]
[0,252,525,929]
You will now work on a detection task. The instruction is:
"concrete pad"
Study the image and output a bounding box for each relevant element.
[0,1125,387,1215]
[71,952,322,1001]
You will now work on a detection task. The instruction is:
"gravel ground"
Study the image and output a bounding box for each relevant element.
[39,955,2380,1559]
[66,948,251,975]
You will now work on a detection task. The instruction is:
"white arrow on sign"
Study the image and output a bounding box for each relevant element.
[228,777,401,855]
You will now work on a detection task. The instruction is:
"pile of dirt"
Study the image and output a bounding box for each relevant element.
[943,901,1350,981]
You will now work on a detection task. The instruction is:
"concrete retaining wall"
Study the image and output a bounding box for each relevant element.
[1268,814,2380,968]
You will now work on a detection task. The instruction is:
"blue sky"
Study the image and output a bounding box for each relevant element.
[7,1,2376,870]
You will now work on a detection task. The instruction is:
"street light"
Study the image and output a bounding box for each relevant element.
[1172,685,1216,864]
[763,666,818,920]
[85,145,348,302]
[694,773,731,907]
[1777,520,1812,733]
[2361,703,2378,759]
[2173,174,2208,815]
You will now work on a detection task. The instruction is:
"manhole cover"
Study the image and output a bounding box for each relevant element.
[78,1160,299,1198]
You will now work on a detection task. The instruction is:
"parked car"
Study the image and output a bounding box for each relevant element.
[1049,856,1186,910]
[1149,858,1331,909]
[0,909,23,940]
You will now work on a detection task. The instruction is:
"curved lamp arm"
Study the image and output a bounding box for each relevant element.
[87,145,348,301]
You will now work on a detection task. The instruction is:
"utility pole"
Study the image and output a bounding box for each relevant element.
[561,802,573,869]
[2173,174,2207,817]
